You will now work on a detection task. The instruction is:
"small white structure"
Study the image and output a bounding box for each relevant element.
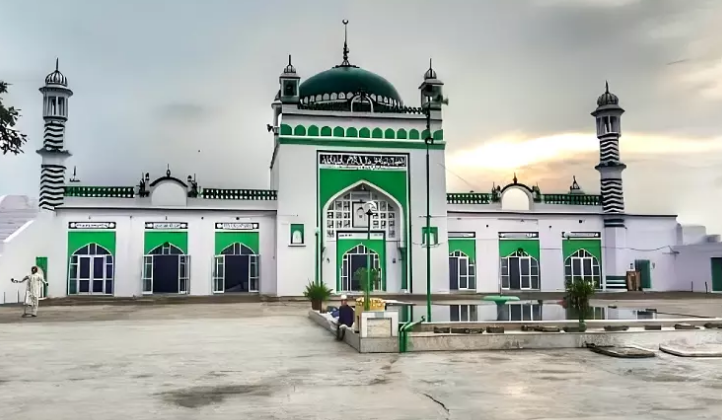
[1,23,720,302]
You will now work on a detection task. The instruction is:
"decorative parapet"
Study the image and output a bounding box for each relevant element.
[279,124,443,141]
[64,186,135,198]
[446,192,601,206]
[446,193,492,204]
[541,194,601,206]
[201,188,278,200]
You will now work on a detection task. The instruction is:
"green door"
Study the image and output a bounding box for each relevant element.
[634,260,652,289]
[35,256,48,298]
[711,258,722,292]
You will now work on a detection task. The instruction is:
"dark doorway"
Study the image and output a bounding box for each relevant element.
[213,243,259,293]
[153,255,179,294]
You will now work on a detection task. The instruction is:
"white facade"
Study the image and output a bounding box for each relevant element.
[1,37,720,302]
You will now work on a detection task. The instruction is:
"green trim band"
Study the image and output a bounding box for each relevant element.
[280,124,443,141]
[280,137,445,150]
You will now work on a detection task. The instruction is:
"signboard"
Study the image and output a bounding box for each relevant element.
[145,222,188,230]
[337,232,385,240]
[318,152,407,170]
[563,232,601,239]
[498,232,538,239]
[449,232,475,239]
[68,222,116,230]
[215,222,259,231]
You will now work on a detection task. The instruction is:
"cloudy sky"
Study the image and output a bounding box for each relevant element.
[1,0,721,232]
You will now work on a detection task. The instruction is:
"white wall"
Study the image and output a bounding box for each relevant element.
[624,217,679,291]
[54,209,276,298]
[0,212,55,303]
[447,213,604,292]
[673,242,722,293]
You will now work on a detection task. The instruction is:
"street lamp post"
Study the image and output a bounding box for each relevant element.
[423,99,433,322]
[363,201,377,311]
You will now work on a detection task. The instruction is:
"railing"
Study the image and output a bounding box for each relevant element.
[541,194,601,206]
[64,186,135,198]
[201,188,278,200]
[446,193,492,204]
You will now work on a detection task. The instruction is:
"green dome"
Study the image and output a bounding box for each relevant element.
[299,66,403,105]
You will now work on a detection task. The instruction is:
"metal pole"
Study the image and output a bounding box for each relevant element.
[365,212,371,310]
[425,101,433,322]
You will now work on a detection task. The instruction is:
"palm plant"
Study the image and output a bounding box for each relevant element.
[303,281,333,311]
[565,277,596,331]
[354,267,381,291]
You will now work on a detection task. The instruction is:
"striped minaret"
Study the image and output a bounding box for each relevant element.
[37,59,73,211]
[593,82,626,228]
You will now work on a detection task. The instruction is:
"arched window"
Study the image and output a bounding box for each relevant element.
[341,245,381,292]
[68,243,114,295]
[150,243,183,255]
[449,251,475,290]
[564,249,601,289]
[325,185,398,240]
[500,250,539,290]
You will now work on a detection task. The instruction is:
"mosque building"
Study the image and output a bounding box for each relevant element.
[1,22,720,301]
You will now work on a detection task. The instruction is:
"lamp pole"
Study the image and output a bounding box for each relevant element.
[424,98,433,322]
[363,201,377,311]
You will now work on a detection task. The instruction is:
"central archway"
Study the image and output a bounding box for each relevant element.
[340,244,382,292]
[213,243,259,293]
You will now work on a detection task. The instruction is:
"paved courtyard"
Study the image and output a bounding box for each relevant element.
[1,299,722,419]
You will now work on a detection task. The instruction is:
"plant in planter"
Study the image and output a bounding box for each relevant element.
[354,267,381,292]
[565,276,596,332]
[303,281,333,311]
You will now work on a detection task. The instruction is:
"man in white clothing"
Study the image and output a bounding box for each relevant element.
[12,266,47,318]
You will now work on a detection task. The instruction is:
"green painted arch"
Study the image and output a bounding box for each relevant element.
[384,128,396,139]
[144,231,188,254]
[397,129,407,139]
[321,126,332,136]
[433,129,444,141]
[359,127,371,138]
[336,238,387,291]
[67,231,117,260]
[448,239,476,263]
[293,125,307,136]
[372,128,383,138]
[280,124,292,136]
[499,239,540,261]
[333,126,345,137]
[318,171,409,290]
[409,129,420,140]
[421,129,431,139]
[346,127,358,138]
[307,125,319,136]
[562,239,602,262]
[215,232,260,255]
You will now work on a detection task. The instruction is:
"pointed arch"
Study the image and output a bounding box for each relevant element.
[449,250,475,290]
[68,242,114,295]
[500,250,540,290]
[564,249,601,288]
[220,243,256,256]
[149,243,184,255]
[340,244,382,292]
[322,179,404,241]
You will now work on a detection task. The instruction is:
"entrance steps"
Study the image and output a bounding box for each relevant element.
[41,294,265,306]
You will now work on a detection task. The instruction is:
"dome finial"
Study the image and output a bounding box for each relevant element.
[424,57,438,80]
[605,80,609,93]
[341,19,351,67]
[55,58,59,71]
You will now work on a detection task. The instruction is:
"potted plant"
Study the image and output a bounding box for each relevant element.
[565,276,596,332]
[303,281,333,311]
[353,267,381,291]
